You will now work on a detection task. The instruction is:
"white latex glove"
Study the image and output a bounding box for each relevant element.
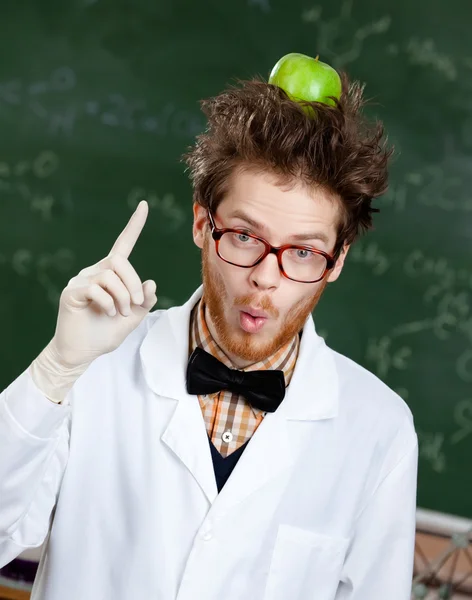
[30,200,157,403]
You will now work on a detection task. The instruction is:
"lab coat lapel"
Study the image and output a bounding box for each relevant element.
[140,286,218,505]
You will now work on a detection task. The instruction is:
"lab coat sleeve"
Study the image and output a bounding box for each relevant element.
[0,366,71,567]
[336,435,419,600]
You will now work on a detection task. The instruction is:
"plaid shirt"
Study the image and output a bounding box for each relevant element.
[189,298,300,457]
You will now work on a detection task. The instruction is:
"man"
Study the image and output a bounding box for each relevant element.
[0,74,418,599]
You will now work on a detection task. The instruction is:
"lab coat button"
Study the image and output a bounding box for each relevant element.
[222,431,233,443]
[201,530,213,541]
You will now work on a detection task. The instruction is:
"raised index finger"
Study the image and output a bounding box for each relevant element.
[109,200,149,259]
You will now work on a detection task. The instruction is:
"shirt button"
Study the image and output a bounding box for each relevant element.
[201,530,213,541]
[222,431,233,443]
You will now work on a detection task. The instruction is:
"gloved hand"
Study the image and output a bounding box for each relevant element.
[29,200,157,403]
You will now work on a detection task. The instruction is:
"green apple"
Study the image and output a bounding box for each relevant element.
[268,53,341,109]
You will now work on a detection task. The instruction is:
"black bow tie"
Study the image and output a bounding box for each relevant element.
[186,347,286,413]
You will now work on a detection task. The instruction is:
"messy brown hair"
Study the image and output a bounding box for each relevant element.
[182,72,393,254]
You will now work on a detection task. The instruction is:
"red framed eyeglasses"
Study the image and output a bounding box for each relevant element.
[207,211,337,284]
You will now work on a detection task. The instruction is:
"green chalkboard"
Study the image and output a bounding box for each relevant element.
[0,0,471,518]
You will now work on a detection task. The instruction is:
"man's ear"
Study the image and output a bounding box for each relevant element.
[327,244,350,283]
[193,203,207,249]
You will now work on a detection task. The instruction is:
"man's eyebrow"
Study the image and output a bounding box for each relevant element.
[291,231,330,245]
[228,210,267,232]
[228,209,330,246]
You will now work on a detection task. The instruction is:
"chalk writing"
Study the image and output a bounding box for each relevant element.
[348,240,391,275]
[36,249,76,303]
[0,181,72,220]
[456,349,472,383]
[394,387,409,401]
[47,106,77,136]
[127,187,185,232]
[248,0,270,11]
[375,292,470,344]
[403,251,472,320]
[387,38,458,80]
[302,0,391,67]
[0,248,74,277]
[0,68,205,139]
[417,430,446,473]
[157,296,176,309]
[381,163,472,214]
[411,164,472,212]
[0,67,76,107]
[0,150,59,179]
[301,6,322,22]
[379,183,407,212]
[0,248,75,305]
[450,399,472,445]
[60,97,201,138]
[365,336,412,379]
[404,250,453,282]
[459,317,472,345]
[0,150,72,220]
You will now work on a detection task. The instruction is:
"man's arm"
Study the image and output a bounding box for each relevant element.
[336,435,419,600]
[0,365,71,567]
[0,201,156,567]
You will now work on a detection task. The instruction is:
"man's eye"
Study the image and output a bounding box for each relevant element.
[296,249,313,259]
[238,234,250,242]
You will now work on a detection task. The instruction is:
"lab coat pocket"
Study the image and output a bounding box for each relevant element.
[263,524,350,600]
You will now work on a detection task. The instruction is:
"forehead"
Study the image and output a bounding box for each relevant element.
[218,168,341,242]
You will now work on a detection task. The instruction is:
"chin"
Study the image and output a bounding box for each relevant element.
[222,320,281,364]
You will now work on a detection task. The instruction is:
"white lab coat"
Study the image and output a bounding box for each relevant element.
[0,286,418,600]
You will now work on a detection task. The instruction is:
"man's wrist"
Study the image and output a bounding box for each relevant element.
[29,341,92,404]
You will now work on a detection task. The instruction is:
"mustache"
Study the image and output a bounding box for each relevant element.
[233,294,279,319]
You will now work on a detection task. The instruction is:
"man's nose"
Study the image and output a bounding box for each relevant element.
[250,253,281,291]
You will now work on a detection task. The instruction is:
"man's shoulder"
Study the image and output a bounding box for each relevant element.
[326,344,416,436]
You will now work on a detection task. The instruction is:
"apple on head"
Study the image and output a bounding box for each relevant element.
[268,53,341,111]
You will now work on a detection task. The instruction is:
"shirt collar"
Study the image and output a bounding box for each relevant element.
[189,298,300,416]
